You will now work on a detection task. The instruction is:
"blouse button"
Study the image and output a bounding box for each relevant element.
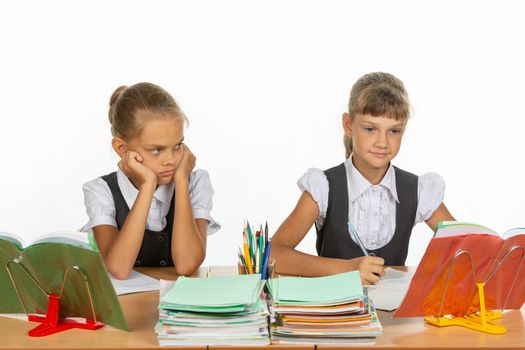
[159,260,167,267]
[372,211,378,216]
[135,260,142,267]
[157,235,165,242]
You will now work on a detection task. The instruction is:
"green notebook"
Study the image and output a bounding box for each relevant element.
[268,270,363,305]
[0,231,128,331]
[160,274,264,313]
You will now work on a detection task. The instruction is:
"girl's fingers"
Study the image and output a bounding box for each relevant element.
[364,272,380,285]
[369,264,385,276]
[367,256,385,266]
[126,151,137,161]
[123,151,131,165]
[131,152,143,163]
[124,151,145,170]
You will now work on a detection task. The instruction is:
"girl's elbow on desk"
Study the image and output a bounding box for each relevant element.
[107,265,133,280]
[175,261,200,276]
[103,252,134,280]
[173,253,205,276]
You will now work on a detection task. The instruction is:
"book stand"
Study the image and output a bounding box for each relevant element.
[424,245,524,335]
[5,256,104,337]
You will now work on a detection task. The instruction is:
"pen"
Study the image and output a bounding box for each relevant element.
[261,241,271,280]
[255,236,260,273]
[264,221,268,245]
[347,221,372,257]
[259,234,264,273]
[348,222,380,278]
[251,225,256,261]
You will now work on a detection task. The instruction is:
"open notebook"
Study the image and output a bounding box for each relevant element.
[366,268,414,311]
[110,270,160,295]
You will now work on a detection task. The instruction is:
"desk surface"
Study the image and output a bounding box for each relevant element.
[1,266,524,350]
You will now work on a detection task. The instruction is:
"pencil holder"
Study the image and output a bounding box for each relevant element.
[237,220,272,279]
[237,259,275,279]
[237,263,255,275]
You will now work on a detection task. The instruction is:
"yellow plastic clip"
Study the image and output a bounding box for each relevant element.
[425,283,507,335]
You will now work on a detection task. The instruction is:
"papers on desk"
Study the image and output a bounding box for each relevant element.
[155,274,270,346]
[109,270,160,295]
[267,271,382,345]
[366,268,414,311]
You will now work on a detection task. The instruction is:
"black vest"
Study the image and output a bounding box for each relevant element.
[101,172,175,267]
[315,163,418,265]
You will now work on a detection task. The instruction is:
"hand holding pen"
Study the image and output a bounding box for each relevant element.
[347,222,385,285]
[348,221,374,257]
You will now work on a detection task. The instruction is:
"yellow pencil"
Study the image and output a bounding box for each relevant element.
[243,240,253,274]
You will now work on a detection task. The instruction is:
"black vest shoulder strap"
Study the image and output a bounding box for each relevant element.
[101,172,129,230]
[315,163,348,257]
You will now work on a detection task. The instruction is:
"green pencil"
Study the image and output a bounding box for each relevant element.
[259,234,264,272]
[246,221,254,261]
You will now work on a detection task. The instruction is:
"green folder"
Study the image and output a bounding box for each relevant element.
[268,270,363,305]
[0,232,128,331]
[159,274,264,313]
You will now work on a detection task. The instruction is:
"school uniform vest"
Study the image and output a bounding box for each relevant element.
[102,172,175,267]
[315,163,418,265]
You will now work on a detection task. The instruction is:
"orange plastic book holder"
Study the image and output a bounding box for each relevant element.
[423,250,508,335]
[396,234,525,335]
[5,258,104,337]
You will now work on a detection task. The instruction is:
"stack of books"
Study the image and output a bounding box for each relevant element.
[267,271,382,345]
[155,274,270,346]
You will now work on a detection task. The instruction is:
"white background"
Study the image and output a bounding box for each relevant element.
[1,0,524,267]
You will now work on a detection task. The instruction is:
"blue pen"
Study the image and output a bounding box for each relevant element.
[347,221,374,257]
[261,241,271,280]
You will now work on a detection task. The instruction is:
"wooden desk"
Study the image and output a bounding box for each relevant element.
[1,266,524,350]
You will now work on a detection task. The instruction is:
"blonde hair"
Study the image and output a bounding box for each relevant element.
[344,72,410,158]
[108,82,188,139]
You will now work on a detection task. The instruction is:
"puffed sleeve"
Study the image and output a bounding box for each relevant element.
[297,168,329,223]
[189,169,221,235]
[82,178,117,232]
[415,172,446,224]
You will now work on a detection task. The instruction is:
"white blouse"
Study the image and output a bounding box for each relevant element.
[82,169,220,234]
[297,156,445,250]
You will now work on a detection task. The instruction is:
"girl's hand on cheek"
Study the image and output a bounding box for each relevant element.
[118,151,157,189]
[174,144,196,183]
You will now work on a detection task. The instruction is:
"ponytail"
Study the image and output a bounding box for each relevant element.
[343,134,353,159]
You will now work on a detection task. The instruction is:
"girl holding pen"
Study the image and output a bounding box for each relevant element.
[270,72,455,285]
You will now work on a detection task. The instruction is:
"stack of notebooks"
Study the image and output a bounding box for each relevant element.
[155,274,270,346]
[267,271,382,345]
